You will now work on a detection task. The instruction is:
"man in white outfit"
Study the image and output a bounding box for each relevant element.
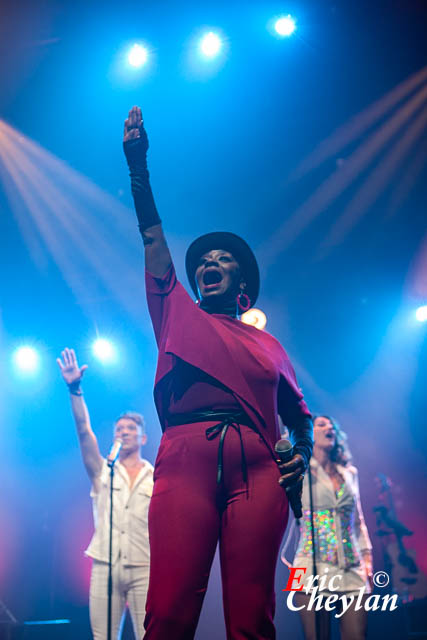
[57,347,153,640]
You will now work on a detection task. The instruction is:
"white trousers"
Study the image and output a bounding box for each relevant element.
[89,558,149,640]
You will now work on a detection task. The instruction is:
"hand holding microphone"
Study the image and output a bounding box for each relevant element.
[275,438,306,521]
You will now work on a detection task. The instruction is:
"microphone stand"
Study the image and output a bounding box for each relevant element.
[308,463,321,640]
[107,456,117,640]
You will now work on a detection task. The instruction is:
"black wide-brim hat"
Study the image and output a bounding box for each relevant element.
[185,231,260,308]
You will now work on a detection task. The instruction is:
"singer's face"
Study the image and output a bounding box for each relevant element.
[313,416,336,450]
[114,418,146,452]
[195,249,243,302]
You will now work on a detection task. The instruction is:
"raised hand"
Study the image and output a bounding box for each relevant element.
[57,348,88,387]
[124,106,143,141]
[123,105,149,163]
[123,105,171,276]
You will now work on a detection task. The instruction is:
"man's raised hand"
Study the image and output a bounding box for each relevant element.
[57,348,88,387]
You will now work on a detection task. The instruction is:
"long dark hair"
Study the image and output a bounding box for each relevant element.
[313,415,352,467]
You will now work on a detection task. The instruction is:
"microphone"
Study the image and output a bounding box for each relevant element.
[107,439,122,467]
[275,438,303,521]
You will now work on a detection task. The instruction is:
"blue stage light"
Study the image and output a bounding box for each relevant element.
[415,305,427,322]
[199,32,222,58]
[92,338,117,364]
[13,346,40,374]
[274,15,297,37]
[127,44,148,68]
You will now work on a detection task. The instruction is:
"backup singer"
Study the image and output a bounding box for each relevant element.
[123,106,313,640]
[291,415,373,640]
[57,348,153,640]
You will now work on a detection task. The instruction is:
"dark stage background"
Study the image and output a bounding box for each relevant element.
[0,1,426,638]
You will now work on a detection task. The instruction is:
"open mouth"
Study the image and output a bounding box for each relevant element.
[203,269,223,286]
[325,432,334,440]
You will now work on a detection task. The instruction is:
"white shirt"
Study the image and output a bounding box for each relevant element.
[85,458,153,566]
[293,459,372,594]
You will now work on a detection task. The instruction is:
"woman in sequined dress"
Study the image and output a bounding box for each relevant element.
[292,415,373,640]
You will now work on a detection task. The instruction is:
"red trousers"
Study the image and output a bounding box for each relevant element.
[144,421,289,639]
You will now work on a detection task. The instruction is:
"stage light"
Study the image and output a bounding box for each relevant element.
[415,305,427,322]
[199,32,222,58]
[241,308,267,331]
[92,338,117,364]
[127,44,148,68]
[13,346,40,374]
[274,15,297,37]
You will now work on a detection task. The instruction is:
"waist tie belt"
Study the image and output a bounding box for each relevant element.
[167,410,257,485]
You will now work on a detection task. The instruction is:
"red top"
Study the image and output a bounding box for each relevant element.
[163,360,241,415]
[145,264,310,451]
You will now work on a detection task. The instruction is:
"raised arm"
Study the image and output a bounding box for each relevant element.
[57,348,103,480]
[123,106,172,277]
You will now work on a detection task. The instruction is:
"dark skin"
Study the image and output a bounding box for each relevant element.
[123,105,305,488]
[278,454,305,489]
[195,249,244,303]
[195,249,247,316]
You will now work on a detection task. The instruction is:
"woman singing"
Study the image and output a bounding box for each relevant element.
[291,415,373,640]
[122,106,313,640]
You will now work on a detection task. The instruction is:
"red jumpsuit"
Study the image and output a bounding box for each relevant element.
[144,265,311,640]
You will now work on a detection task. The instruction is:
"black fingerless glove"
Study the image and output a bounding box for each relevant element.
[123,126,161,233]
[290,416,314,470]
